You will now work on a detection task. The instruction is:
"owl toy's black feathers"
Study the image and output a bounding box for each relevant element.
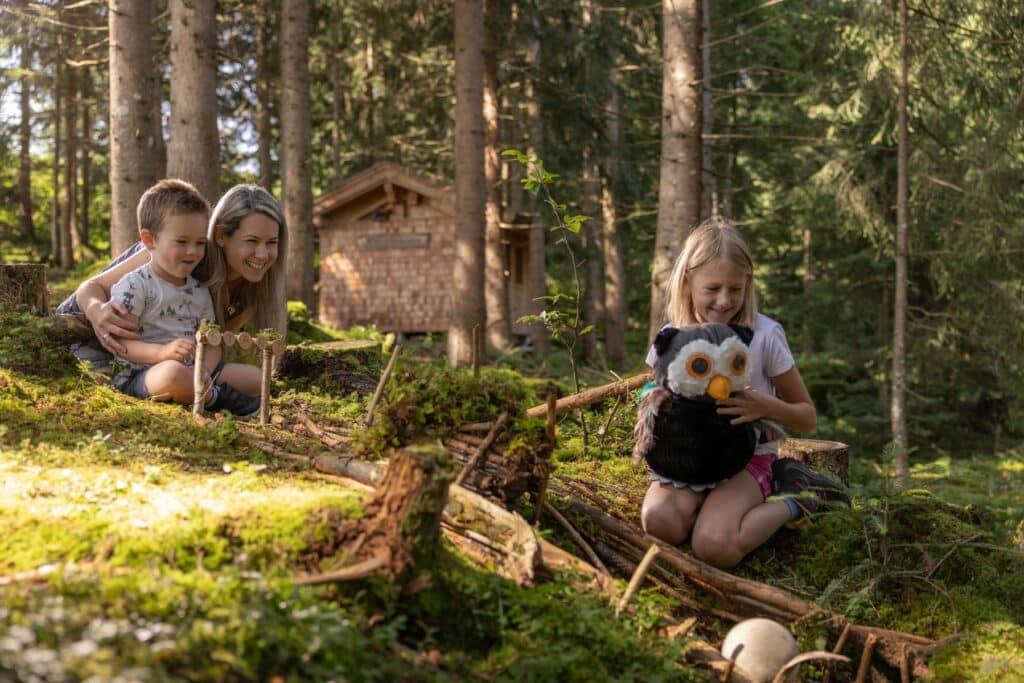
[633,323,761,485]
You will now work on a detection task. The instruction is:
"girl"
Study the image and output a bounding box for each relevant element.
[641,216,845,568]
[57,184,288,396]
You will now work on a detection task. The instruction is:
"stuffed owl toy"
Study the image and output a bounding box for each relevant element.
[633,323,775,485]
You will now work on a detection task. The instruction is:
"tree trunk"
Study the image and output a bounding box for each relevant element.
[602,152,627,368]
[581,146,603,362]
[330,0,343,184]
[18,23,33,242]
[51,38,63,268]
[150,0,166,180]
[699,0,714,219]
[281,0,315,307]
[361,36,375,164]
[449,0,487,367]
[524,16,547,354]
[483,0,509,351]
[256,3,274,191]
[892,0,910,484]
[650,0,702,338]
[109,0,158,255]
[167,0,220,202]
[79,68,92,247]
[63,61,78,266]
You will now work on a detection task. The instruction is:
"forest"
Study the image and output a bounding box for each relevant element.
[1,0,1023,681]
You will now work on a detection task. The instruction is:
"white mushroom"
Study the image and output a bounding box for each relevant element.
[720,618,800,683]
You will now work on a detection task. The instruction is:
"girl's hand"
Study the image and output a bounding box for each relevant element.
[87,300,140,355]
[159,339,196,364]
[716,386,776,425]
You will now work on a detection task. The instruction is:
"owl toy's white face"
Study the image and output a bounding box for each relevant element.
[665,335,751,401]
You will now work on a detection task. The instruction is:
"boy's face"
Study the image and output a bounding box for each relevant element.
[140,212,209,285]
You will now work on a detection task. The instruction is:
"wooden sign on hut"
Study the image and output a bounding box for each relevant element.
[314,162,543,337]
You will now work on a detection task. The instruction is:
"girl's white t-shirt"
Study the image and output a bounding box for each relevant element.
[645,313,796,456]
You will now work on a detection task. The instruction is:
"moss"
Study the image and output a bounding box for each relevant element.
[930,622,1024,682]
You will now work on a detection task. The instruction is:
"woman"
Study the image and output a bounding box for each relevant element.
[58,184,288,395]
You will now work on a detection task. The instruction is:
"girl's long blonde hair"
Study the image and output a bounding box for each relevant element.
[664,216,758,328]
[200,184,289,335]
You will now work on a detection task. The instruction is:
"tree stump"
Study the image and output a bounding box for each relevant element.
[779,438,849,486]
[312,444,457,587]
[274,340,381,394]
[0,264,49,317]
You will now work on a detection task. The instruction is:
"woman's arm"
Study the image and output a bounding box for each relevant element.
[716,365,817,433]
[77,249,150,354]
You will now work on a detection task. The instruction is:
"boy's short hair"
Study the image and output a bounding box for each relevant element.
[137,179,211,235]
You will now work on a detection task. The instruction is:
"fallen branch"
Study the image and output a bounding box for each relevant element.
[365,344,402,427]
[295,552,391,586]
[525,372,652,418]
[543,501,610,576]
[616,544,660,616]
[455,411,509,486]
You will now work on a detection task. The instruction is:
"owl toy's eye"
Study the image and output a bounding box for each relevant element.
[730,352,748,376]
[686,353,712,378]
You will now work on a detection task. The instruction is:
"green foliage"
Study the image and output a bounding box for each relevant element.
[354,359,538,456]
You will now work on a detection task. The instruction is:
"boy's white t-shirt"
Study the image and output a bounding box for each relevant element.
[645,313,796,456]
[109,262,216,371]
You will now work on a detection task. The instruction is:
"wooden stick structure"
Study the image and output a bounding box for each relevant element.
[192,327,287,423]
[365,343,403,427]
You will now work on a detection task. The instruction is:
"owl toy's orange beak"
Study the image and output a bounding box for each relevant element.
[706,375,732,401]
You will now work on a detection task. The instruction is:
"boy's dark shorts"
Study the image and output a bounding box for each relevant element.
[111,361,226,401]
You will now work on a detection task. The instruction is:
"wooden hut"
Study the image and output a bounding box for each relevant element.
[314,162,543,336]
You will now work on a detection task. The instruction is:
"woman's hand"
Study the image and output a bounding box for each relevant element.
[716,386,776,425]
[86,300,140,355]
[158,339,196,364]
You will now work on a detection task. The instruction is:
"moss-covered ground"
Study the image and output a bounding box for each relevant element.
[2,291,1022,681]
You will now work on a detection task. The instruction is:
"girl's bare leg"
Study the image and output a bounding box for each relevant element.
[640,483,705,545]
[691,471,791,568]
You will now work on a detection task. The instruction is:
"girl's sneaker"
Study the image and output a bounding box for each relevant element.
[770,457,850,519]
[206,383,261,418]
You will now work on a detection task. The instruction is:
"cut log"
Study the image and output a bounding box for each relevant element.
[0,264,49,316]
[275,340,381,394]
[779,438,850,486]
[304,444,456,586]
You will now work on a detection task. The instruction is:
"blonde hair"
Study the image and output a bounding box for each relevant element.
[137,178,210,234]
[664,216,758,328]
[199,184,289,335]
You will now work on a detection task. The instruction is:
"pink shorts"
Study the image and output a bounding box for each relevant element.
[746,452,776,499]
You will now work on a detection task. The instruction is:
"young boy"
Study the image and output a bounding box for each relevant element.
[108,179,259,416]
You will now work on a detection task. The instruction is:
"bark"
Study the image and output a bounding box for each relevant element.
[79,68,92,247]
[330,0,343,183]
[109,0,159,255]
[483,0,510,351]
[524,16,547,353]
[167,0,220,202]
[18,25,33,242]
[62,61,78,266]
[361,36,375,163]
[650,0,702,338]
[449,0,487,367]
[150,0,167,179]
[892,0,910,484]
[256,3,273,190]
[602,64,627,368]
[51,39,64,268]
[0,265,49,316]
[581,146,604,362]
[699,0,715,219]
[281,0,315,307]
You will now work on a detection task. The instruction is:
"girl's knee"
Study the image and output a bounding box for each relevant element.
[691,529,743,568]
[641,505,694,546]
